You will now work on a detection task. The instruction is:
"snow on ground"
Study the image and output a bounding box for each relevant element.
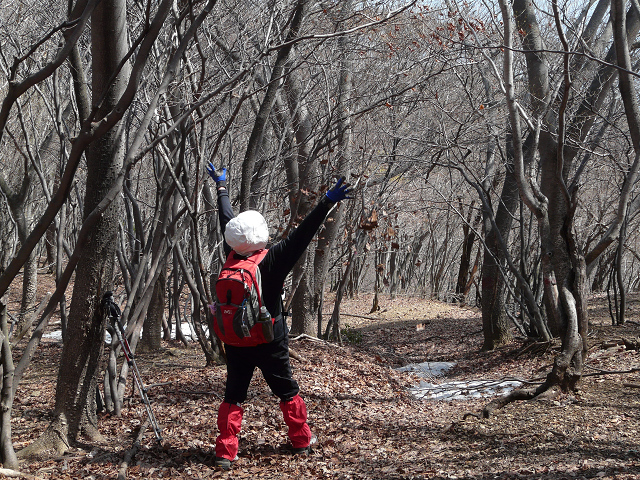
[396,361,523,401]
[43,325,522,402]
[43,322,204,343]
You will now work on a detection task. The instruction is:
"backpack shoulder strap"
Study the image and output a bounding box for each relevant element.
[247,249,268,265]
[247,249,268,305]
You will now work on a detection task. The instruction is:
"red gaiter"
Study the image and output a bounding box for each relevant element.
[279,395,312,448]
[215,402,243,460]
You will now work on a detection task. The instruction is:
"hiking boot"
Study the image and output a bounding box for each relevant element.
[214,455,238,470]
[292,435,317,455]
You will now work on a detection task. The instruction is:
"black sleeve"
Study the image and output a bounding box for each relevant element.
[217,187,235,258]
[259,197,336,342]
[260,198,334,287]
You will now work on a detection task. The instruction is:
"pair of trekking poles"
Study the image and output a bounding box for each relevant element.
[102,292,163,443]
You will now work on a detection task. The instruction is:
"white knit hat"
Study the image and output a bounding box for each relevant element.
[224,210,269,256]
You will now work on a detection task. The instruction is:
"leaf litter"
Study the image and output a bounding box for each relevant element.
[9,293,640,479]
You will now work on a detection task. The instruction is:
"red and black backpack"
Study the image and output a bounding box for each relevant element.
[211,249,275,347]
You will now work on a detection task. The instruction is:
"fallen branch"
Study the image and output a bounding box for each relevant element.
[599,340,625,349]
[515,340,555,358]
[177,390,222,397]
[0,468,46,480]
[329,312,381,321]
[290,333,326,343]
[598,337,640,350]
[583,365,640,376]
[289,348,305,362]
[624,382,640,388]
[622,337,640,350]
[289,333,344,347]
[145,382,172,389]
[117,419,150,480]
[482,384,551,418]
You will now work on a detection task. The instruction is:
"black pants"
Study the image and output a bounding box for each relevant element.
[223,334,299,404]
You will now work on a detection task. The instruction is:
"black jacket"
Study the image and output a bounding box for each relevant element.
[217,189,333,341]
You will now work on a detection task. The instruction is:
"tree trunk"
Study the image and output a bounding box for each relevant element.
[140,268,165,351]
[18,0,128,457]
[480,137,521,350]
[19,237,38,326]
[613,219,627,325]
[455,204,478,303]
[0,297,18,469]
[312,1,353,335]
[289,254,315,336]
[139,169,173,353]
[609,0,640,326]
[486,0,629,413]
[2,184,37,334]
[325,232,366,342]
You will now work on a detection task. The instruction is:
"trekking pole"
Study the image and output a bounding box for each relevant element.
[102,293,163,443]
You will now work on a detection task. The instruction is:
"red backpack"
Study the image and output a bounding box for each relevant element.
[211,249,275,347]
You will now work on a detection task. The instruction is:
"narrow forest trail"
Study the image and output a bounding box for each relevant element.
[8,292,640,479]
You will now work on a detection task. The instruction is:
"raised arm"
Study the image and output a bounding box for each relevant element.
[207,163,234,257]
[261,177,352,284]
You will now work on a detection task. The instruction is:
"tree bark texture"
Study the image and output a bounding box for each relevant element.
[18,0,128,456]
[141,268,166,352]
[481,164,517,350]
[68,0,126,431]
[0,299,18,468]
[311,3,353,336]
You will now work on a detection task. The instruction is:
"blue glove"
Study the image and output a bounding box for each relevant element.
[206,163,226,186]
[325,177,352,203]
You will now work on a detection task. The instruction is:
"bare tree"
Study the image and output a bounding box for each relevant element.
[18,0,130,455]
[482,0,640,415]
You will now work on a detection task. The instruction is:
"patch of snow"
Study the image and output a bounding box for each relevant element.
[396,361,523,401]
[42,322,205,343]
[43,330,63,342]
[409,378,523,401]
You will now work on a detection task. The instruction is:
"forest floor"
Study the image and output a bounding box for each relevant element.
[6,291,640,479]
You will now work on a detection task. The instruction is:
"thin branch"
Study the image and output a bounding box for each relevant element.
[265,1,418,54]
[0,0,99,145]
